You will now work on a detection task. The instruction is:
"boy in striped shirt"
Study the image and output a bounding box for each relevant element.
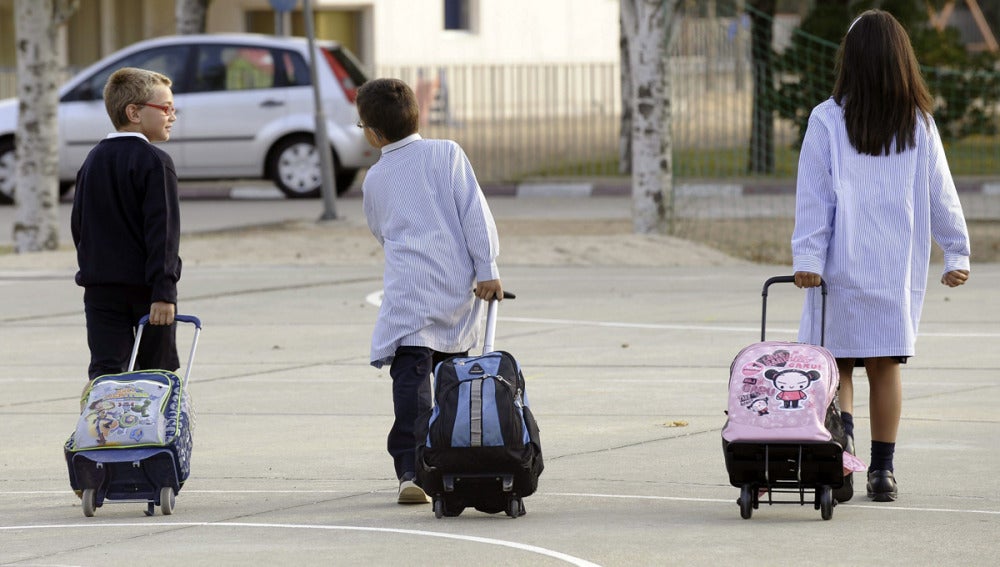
[357,78,503,504]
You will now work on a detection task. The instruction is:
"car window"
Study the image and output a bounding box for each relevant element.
[277,50,310,87]
[192,45,304,92]
[61,45,191,102]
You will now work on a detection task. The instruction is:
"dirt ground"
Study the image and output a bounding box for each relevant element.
[674,218,1000,265]
[0,217,750,271]
[2,216,995,270]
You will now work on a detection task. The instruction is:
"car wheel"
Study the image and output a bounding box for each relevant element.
[269,136,354,198]
[270,136,321,199]
[0,139,15,205]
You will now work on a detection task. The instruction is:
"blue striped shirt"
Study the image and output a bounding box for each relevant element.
[792,99,970,357]
[363,134,500,368]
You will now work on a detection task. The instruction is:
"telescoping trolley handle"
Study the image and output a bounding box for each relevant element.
[761,275,827,346]
[482,291,516,355]
[129,314,203,386]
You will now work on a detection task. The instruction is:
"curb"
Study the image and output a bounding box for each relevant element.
[97,178,1000,202]
[480,179,1000,198]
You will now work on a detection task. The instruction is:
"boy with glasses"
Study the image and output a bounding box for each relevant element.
[71,67,182,383]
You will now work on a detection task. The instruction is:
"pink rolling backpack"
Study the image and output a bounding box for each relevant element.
[721,277,839,443]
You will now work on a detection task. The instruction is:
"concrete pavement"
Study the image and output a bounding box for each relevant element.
[1,191,998,566]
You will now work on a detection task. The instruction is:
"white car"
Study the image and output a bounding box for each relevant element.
[0,33,378,204]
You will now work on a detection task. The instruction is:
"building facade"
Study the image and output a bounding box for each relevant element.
[0,0,620,82]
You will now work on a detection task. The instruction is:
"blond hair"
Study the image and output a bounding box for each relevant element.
[103,67,172,129]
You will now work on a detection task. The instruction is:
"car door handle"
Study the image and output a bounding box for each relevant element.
[260,99,285,108]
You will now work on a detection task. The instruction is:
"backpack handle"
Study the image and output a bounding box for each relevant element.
[130,314,202,386]
[761,276,826,345]
[482,291,516,354]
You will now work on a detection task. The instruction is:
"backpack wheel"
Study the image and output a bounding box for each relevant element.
[160,486,175,515]
[506,496,525,518]
[738,484,753,519]
[433,498,444,519]
[81,488,97,517]
[820,486,834,520]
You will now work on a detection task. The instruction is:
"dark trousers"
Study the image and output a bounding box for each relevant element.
[387,346,465,480]
[84,286,179,380]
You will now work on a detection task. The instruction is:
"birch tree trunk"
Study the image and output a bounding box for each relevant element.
[12,0,77,253]
[618,9,632,175]
[176,0,210,34]
[621,0,679,235]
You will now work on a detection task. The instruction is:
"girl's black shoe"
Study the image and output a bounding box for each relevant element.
[866,469,898,502]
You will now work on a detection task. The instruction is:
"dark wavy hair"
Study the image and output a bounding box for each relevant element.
[355,78,419,143]
[832,9,933,156]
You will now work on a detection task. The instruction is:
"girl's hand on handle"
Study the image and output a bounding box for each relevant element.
[794,271,822,288]
[941,269,969,287]
[475,279,503,301]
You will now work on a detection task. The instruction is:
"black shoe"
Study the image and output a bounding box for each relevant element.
[834,435,855,503]
[866,469,898,502]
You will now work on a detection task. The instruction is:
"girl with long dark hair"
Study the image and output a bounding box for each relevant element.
[792,9,971,502]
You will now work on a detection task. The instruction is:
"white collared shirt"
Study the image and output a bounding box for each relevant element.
[106,132,150,142]
[363,134,500,368]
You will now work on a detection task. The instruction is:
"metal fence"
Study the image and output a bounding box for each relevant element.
[1,13,997,186]
[376,63,623,184]
[0,68,14,100]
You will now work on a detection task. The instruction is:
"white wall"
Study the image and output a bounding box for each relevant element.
[205,0,621,66]
[370,0,619,65]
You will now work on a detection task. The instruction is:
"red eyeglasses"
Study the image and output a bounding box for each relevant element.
[142,102,177,116]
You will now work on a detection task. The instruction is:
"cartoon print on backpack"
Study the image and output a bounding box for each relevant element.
[747,395,770,416]
[765,368,822,410]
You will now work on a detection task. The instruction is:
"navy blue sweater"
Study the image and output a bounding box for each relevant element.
[71,136,182,304]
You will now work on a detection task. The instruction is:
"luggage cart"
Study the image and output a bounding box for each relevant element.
[66,314,201,517]
[723,277,844,520]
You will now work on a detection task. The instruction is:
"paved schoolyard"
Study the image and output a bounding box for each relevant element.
[1,195,998,566]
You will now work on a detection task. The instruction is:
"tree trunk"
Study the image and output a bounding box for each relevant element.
[618,8,632,175]
[747,0,775,174]
[176,0,209,35]
[622,0,679,235]
[12,0,76,253]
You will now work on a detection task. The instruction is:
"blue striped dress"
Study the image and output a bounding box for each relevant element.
[792,98,971,358]
[363,134,500,368]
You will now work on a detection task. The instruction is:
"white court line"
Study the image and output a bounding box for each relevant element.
[0,522,602,567]
[505,316,767,334]
[547,492,1000,516]
[365,290,384,306]
[364,290,1000,338]
[506,316,1000,338]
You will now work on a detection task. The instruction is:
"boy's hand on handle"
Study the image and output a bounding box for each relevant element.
[941,269,969,287]
[794,271,822,288]
[149,301,176,326]
[475,279,503,301]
